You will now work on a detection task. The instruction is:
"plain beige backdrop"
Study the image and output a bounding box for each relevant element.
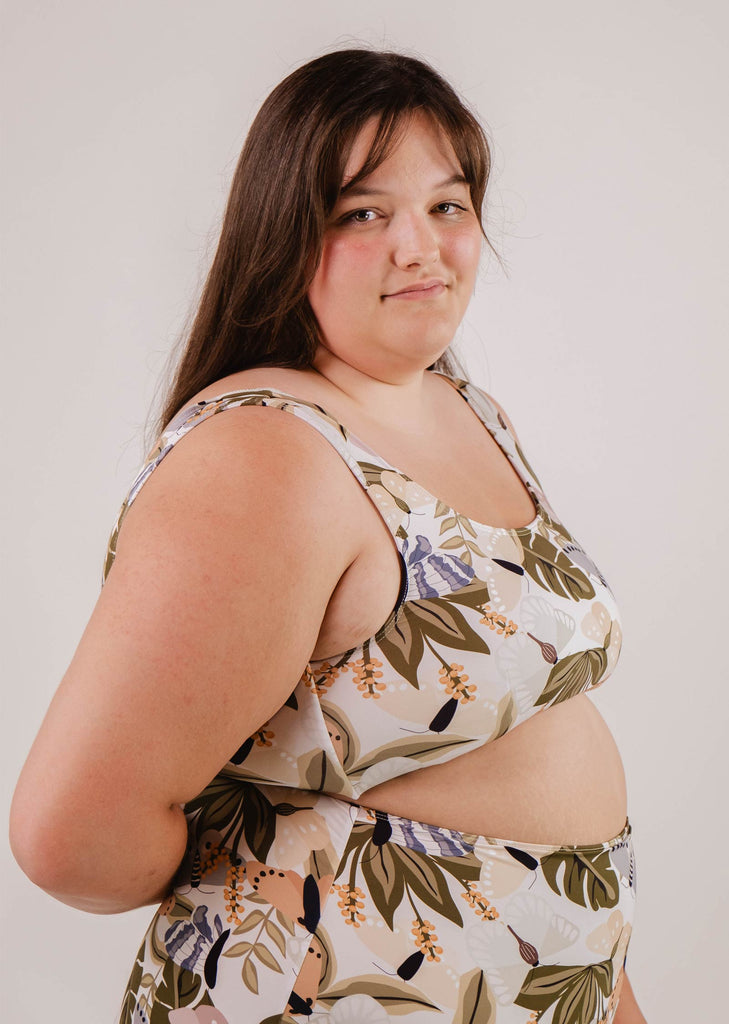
[2,1,727,1020]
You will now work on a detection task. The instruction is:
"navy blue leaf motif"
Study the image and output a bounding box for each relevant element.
[404,535,474,599]
[164,905,229,985]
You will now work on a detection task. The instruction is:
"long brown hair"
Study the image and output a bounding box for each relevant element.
[155,47,499,438]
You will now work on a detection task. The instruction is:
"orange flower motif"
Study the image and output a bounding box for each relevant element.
[352,657,386,699]
[411,918,443,961]
[478,603,518,637]
[200,842,226,876]
[255,728,275,747]
[223,861,246,925]
[461,882,499,920]
[331,883,366,926]
[306,661,341,698]
[438,663,477,704]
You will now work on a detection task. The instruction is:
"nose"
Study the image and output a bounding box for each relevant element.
[391,212,440,269]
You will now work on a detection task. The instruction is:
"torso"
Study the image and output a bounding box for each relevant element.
[188,365,627,845]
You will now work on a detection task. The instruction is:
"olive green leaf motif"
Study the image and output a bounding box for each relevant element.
[349,732,475,781]
[535,647,609,707]
[377,593,491,688]
[454,968,497,1024]
[337,821,479,931]
[540,847,621,910]
[316,975,440,1014]
[183,774,278,863]
[118,941,213,1024]
[521,532,595,601]
[515,958,614,1024]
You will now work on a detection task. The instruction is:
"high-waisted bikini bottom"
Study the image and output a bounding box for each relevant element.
[117,788,636,1024]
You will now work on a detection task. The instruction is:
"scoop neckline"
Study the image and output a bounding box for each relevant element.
[180,373,544,537]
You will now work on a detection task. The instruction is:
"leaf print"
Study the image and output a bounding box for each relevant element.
[300,749,348,795]
[479,531,526,612]
[413,598,493,651]
[386,818,476,859]
[163,905,230,987]
[253,942,283,973]
[223,941,252,956]
[458,514,479,540]
[275,908,296,936]
[535,647,609,707]
[361,466,433,532]
[466,892,579,1005]
[404,532,475,599]
[183,776,277,864]
[521,532,596,601]
[454,968,496,1024]
[119,937,147,1024]
[317,976,440,1013]
[541,848,621,910]
[319,703,359,769]
[515,959,613,1024]
[441,578,492,612]
[376,609,424,687]
[350,733,475,779]
[440,534,471,550]
[563,542,609,587]
[148,958,206,1015]
[360,841,404,928]
[394,846,465,927]
[241,956,258,994]
[232,910,266,934]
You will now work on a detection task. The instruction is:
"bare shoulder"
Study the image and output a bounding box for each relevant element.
[23,390,369,822]
[188,365,331,407]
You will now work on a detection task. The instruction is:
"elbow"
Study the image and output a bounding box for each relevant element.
[9,783,187,915]
[9,789,70,898]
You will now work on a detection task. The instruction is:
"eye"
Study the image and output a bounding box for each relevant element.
[434,201,467,215]
[341,208,378,224]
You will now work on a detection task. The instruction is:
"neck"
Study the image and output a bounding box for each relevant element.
[311,349,449,433]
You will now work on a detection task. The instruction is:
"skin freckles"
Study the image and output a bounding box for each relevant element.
[308,111,484,389]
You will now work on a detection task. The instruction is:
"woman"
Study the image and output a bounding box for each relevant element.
[10,49,646,1023]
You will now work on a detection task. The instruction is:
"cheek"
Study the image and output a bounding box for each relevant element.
[309,237,379,318]
[447,227,483,272]
[317,237,376,286]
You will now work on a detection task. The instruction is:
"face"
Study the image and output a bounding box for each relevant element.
[307,112,483,383]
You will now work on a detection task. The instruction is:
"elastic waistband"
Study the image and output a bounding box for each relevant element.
[352,804,632,858]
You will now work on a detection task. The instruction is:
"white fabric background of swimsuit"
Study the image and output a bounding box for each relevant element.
[6,9,727,1022]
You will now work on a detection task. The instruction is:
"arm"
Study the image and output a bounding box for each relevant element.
[9,407,362,913]
[614,973,648,1023]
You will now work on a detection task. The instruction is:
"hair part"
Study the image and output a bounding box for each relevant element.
[154,47,500,439]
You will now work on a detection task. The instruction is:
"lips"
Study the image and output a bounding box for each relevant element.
[385,280,447,298]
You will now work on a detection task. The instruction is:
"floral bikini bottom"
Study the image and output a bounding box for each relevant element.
[119,795,636,1024]
[310,806,636,1024]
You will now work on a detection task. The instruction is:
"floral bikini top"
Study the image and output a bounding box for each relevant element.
[102,374,622,802]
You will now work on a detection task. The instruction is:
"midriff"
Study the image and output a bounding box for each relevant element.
[341,695,628,847]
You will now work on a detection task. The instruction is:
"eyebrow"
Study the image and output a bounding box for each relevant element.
[339,173,469,198]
